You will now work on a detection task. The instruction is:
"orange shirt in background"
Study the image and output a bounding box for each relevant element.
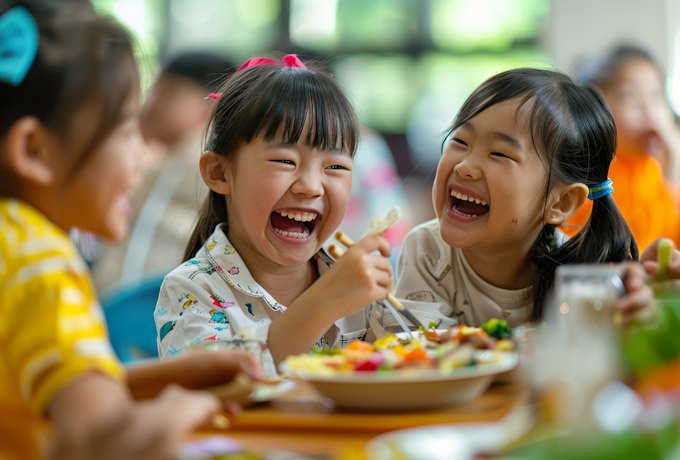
[564,151,680,252]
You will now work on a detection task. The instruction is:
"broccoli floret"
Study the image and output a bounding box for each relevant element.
[481,318,512,340]
[310,346,341,355]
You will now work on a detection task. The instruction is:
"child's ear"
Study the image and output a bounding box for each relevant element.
[4,117,56,185]
[544,183,588,225]
[199,151,232,195]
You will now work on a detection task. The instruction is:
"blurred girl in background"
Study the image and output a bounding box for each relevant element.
[0,2,260,458]
[566,45,680,250]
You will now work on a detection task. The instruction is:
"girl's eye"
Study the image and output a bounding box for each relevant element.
[490,151,515,160]
[452,137,468,147]
[273,159,295,165]
[326,164,349,170]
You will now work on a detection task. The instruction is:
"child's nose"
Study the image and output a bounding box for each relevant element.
[291,170,324,197]
[453,155,482,180]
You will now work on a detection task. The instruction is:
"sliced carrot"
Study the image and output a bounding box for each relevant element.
[404,346,429,363]
[345,340,374,352]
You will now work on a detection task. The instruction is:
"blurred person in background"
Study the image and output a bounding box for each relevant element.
[93,51,234,295]
[565,44,680,250]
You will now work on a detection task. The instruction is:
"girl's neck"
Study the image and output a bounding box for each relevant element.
[229,239,317,306]
[253,261,317,307]
[462,245,535,290]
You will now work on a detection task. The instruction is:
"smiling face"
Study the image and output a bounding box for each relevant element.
[49,90,147,241]
[433,98,549,257]
[602,57,670,157]
[222,136,353,268]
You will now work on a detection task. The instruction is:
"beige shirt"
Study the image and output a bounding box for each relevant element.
[93,131,206,294]
[393,219,533,329]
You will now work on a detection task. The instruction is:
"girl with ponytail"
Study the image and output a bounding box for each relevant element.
[394,67,652,329]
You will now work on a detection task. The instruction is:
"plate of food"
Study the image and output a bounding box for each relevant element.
[280,320,518,411]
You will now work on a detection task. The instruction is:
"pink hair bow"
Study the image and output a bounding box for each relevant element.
[237,54,306,72]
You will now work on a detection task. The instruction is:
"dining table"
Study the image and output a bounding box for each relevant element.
[192,372,531,459]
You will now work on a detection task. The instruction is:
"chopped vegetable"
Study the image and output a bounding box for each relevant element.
[283,323,514,374]
[311,346,342,355]
[481,318,513,340]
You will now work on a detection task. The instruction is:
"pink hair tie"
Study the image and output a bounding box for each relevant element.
[237,54,306,72]
[204,92,223,101]
[281,54,305,68]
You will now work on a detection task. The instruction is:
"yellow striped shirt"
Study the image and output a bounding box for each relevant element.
[0,199,123,459]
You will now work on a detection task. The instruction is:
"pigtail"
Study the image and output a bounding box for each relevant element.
[568,195,638,264]
[182,191,227,261]
[530,225,559,321]
[531,195,638,320]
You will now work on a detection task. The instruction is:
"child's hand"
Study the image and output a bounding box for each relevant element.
[126,349,264,400]
[268,234,393,363]
[48,375,222,460]
[645,107,680,183]
[615,263,657,326]
[313,234,394,317]
[640,238,680,280]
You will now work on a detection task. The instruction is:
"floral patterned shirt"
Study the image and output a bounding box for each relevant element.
[155,224,378,376]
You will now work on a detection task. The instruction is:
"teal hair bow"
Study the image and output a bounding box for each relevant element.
[0,6,39,86]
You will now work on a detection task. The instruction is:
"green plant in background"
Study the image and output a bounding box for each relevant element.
[504,420,680,460]
[622,288,680,378]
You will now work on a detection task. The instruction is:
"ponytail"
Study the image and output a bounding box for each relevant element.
[182,190,227,261]
[531,195,638,320]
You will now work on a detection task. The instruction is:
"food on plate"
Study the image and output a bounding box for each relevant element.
[282,320,514,376]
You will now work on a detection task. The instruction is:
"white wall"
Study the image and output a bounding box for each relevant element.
[544,0,672,75]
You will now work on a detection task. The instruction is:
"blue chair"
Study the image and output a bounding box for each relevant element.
[101,274,165,363]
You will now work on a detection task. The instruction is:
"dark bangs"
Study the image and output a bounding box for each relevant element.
[442,68,613,187]
[207,64,359,156]
[444,68,561,159]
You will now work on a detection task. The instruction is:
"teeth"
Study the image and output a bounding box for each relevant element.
[450,189,487,206]
[273,228,310,239]
[276,210,317,222]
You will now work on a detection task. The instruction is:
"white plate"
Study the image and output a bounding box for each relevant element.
[366,406,533,459]
[282,351,518,411]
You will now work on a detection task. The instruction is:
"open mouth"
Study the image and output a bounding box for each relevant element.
[270,209,320,239]
[449,189,490,218]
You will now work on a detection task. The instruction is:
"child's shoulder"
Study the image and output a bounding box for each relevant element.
[403,218,444,245]
[0,199,86,288]
[401,218,448,259]
[0,199,79,262]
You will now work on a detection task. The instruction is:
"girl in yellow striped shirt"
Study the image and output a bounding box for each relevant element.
[0,1,261,459]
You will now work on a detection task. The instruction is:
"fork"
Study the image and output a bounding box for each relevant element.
[315,246,424,333]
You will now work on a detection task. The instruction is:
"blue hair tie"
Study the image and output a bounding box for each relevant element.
[0,6,39,86]
[588,179,614,200]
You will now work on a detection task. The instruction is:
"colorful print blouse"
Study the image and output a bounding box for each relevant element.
[154,224,378,376]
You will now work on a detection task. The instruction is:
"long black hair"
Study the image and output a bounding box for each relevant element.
[444,67,638,320]
[183,58,359,261]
